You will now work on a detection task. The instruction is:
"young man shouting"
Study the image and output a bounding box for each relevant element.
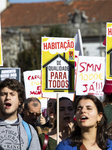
[0,78,41,150]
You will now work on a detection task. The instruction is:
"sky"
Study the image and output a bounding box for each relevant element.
[8,0,61,3]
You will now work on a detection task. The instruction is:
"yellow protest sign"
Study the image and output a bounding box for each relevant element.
[41,37,75,93]
[106,22,112,80]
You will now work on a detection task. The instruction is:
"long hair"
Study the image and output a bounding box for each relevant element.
[102,93,112,107]
[68,95,108,150]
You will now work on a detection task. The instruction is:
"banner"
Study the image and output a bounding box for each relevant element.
[0,17,3,66]
[106,22,112,80]
[41,37,75,93]
[76,56,105,96]
[0,68,20,81]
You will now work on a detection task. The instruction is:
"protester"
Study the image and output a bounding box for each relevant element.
[39,98,56,134]
[23,97,46,133]
[39,97,75,150]
[0,78,41,150]
[55,94,112,150]
[102,79,112,124]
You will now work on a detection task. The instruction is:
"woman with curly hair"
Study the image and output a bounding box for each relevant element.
[56,95,112,150]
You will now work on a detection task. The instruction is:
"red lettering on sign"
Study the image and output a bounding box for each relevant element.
[60,42,63,49]
[43,40,74,50]
[43,43,47,50]
[30,90,41,95]
[55,72,59,79]
[83,84,88,92]
[37,86,41,90]
[51,72,67,79]
[48,42,51,49]
[48,80,68,88]
[53,80,56,88]
[59,72,62,79]
[108,28,112,35]
[28,75,41,80]
[51,72,54,79]
[49,80,52,87]
[80,62,101,72]
[63,72,67,79]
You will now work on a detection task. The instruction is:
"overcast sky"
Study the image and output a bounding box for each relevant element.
[9,0,61,3]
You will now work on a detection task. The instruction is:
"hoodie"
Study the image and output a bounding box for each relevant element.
[0,114,41,150]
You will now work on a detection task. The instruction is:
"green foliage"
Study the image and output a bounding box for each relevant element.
[17,34,41,73]
[47,25,69,37]
[16,25,69,79]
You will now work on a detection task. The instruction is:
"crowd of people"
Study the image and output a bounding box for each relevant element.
[0,78,112,150]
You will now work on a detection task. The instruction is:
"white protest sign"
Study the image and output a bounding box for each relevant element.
[23,70,41,98]
[76,56,105,96]
[75,51,79,90]
[23,70,47,117]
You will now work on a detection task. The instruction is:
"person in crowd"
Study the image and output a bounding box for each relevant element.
[55,94,112,150]
[103,93,112,124]
[39,98,56,134]
[39,97,75,150]
[23,97,46,133]
[0,78,41,150]
[102,79,112,124]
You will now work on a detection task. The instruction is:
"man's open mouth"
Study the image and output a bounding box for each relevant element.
[5,102,11,108]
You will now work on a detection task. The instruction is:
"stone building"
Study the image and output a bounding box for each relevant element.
[1,0,111,67]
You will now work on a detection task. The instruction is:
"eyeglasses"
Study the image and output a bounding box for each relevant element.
[28,112,41,117]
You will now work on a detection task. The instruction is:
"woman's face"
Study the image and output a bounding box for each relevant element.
[55,99,74,128]
[47,99,56,119]
[75,99,102,129]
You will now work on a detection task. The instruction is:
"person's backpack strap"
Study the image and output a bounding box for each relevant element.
[42,134,49,150]
[22,120,32,150]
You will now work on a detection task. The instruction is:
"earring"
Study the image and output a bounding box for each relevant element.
[97,121,100,126]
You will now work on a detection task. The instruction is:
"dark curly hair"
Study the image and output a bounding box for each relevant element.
[68,94,108,150]
[0,78,25,113]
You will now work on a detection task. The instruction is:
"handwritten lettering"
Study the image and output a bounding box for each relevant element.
[82,82,103,93]
[30,90,41,95]
[31,81,41,86]
[80,62,101,72]
[79,73,103,81]
[28,75,41,80]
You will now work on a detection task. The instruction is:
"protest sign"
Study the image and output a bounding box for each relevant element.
[23,70,47,117]
[41,37,75,93]
[0,68,20,81]
[76,56,105,96]
[23,70,41,98]
[75,51,79,90]
[0,17,3,66]
[106,22,112,80]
